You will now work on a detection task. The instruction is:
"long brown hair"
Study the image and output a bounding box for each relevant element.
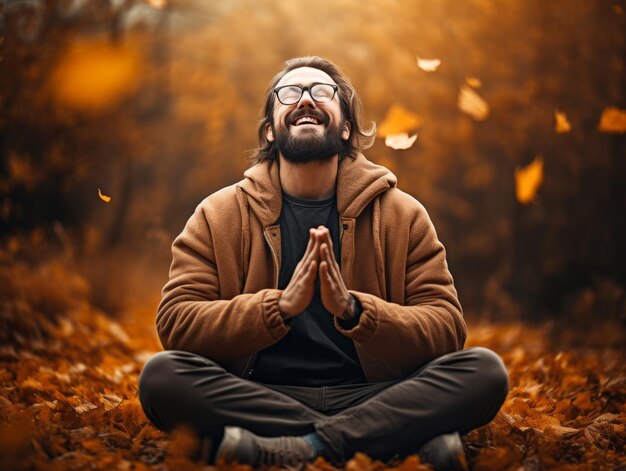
[250,56,376,164]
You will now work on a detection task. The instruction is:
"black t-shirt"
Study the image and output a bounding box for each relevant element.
[250,191,367,386]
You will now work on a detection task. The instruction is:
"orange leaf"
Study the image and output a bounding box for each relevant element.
[50,39,142,111]
[465,77,482,88]
[554,110,572,133]
[378,105,422,137]
[515,156,544,204]
[98,188,112,203]
[458,85,489,121]
[598,107,626,133]
[145,0,167,9]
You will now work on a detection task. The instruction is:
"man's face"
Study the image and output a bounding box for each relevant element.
[267,67,350,164]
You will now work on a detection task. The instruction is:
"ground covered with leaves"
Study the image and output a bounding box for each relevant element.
[1,255,625,470]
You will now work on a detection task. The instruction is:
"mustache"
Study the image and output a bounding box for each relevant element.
[287,108,328,126]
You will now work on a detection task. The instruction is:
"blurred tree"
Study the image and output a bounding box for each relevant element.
[1,0,624,322]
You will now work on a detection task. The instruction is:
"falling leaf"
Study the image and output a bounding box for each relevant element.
[416,56,441,72]
[554,110,572,133]
[598,107,626,133]
[145,0,167,8]
[98,188,112,203]
[515,156,544,204]
[385,133,418,150]
[50,39,141,111]
[378,105,422,137]
[465,77,482,88]
[458,85,490,121]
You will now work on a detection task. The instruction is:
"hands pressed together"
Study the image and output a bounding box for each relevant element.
[278,226,354,321]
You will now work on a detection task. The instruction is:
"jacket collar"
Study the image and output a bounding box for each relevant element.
[239,153,397,227]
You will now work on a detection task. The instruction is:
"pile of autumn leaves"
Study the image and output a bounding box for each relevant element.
[0,254,624,470]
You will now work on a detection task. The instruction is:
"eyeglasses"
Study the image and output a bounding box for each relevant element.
[273,83,339,105]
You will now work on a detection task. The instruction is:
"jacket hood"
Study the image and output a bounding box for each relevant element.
[239,153,397,226]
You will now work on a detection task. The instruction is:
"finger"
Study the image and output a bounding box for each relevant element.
[323,241,347,293]
[319,226,333,250]
[305,260,317,283]
[294,236,313,270]
[301,229,320,267]
[321,242,340,278]
[319,261,334,290]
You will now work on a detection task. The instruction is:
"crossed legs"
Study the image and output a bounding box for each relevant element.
[138,347,508,463]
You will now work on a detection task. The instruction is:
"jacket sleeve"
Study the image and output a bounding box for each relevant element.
[156,201,289,363]
[334,201,467,377]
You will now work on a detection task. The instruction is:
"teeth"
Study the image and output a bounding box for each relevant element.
[294,116,320,126]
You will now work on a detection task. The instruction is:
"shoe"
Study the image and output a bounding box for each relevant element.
[216,426,314,468]
[418,432,467,471]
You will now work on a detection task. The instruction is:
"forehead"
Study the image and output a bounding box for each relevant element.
[276,67,336,87]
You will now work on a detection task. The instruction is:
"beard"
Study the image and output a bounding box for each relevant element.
[274,122,345,164]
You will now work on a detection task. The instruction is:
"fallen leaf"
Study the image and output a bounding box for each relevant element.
[98,188,112,203]
[99,393,123,411]
[554,110,572,133]
[515,156,544,204]
[73,400,98,415]
[416,56,441,72]
[546,425,581,437]
[385,133,418,150]
[108,321,130,344]
[458,85,490,121]
[598,107,626,133]
[378,105,422,137]
[19,378,45,391]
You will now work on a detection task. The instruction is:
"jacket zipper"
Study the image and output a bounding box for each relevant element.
[243,228,280,378]
[263,228,280,289]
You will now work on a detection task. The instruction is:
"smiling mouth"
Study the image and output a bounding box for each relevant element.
[291,115,323,126]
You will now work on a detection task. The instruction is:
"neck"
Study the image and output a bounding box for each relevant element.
[278,155,339,200]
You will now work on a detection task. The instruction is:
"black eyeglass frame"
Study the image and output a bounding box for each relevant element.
[273,83,339,105]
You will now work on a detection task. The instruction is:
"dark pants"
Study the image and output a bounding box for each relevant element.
[138,347,508,464]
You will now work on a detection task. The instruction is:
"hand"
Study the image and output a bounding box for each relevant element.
[316,226,352,319]
[278,228,320,318]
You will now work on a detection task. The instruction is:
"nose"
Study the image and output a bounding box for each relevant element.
[297,89,317,108]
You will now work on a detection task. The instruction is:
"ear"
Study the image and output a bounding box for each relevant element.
[341,121,351,141]
[265,123,275,143]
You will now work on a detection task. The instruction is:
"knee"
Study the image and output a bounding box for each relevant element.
[138,351,179,406]
[138,350,218,406]
[468,347,509,400]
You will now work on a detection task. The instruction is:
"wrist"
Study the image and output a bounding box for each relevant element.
[278,295,292,318]
[341,294,357,320]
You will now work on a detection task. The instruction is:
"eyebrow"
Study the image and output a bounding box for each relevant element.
[278,81,335,87]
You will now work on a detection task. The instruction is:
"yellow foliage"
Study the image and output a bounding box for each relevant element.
[457,85,489,121]
[378,105,422,137]
[515,156,544,204]
[598,106,626,133]
[384,133,417,150]
[465,77,482,88]
[554,110,572,133]
[98,188,112,203]
[416,56,441,72]
[50,39,142,111]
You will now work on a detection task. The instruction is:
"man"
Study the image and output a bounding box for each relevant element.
[138,56,509,470]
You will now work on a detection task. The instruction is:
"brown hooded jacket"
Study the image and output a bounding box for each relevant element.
[156,153,467,382]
